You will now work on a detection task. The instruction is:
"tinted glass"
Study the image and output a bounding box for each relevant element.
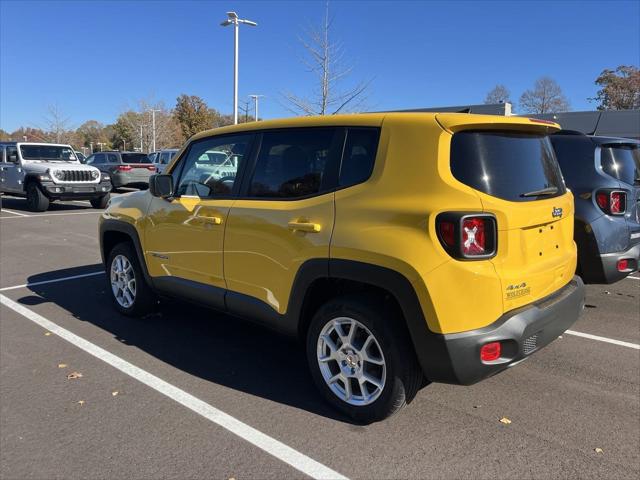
[450,131,565,202]
[249,128,336,198]
[20,145,77,162]
[121,153,149,164]
[175,134,251,198]
[7,146,18,161]
[107,153,119,163]
[600,145,640,186]
[339,128,380,187]
[94,153,106,163]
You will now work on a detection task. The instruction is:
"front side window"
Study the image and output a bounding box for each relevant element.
[249,128,337,198]
[450,131,565,202]
[600,144,640,186]
[175,134,251,198]
[20,145,77,162]
[107,153,119,163]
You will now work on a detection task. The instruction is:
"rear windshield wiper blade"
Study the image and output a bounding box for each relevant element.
[520,187,558,198]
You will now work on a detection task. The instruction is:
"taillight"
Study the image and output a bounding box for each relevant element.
[117,165,132,171]
[436,213,497,259]
[147,165,156,171]
[595,190,626,215]
[617,259,629,272]
[480,342,501,362]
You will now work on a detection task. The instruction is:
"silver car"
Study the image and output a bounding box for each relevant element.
[86,151,155,189]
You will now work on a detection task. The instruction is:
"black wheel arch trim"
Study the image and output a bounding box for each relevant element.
[99,219,153,285]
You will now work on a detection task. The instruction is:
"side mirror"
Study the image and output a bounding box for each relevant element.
[149,174,174,199]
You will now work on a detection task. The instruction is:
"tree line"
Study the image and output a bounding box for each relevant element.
[484,65,639,113]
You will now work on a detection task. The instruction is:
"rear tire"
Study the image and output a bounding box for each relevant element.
[26,182,49,212]
[90,193,110,209]
[107,242,156,317]
[306,294,423,424]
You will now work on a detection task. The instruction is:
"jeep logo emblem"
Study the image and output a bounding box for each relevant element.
[552,207,563,218]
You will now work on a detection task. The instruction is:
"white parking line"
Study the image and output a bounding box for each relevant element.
[565,330,640,350]
[1,208,29,217]
[0,294,348,480]
[627,276,639,281]
[0,211,101,219]
[0,271,105,292]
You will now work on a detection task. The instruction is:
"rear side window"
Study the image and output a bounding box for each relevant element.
[600,145,640,186]
[249,128,337,198]
[339,128,380,187]
[121,153,149,164]
[107,153,118,163]
[450,131,565,202]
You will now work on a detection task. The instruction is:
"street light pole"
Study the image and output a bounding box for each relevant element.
[249,94,263,121]
[148,109,161,152]
[221,11,257,125]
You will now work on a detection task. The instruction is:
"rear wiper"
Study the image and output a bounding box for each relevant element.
[520,187,558,197]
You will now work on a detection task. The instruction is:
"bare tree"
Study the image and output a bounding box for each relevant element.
[519,77,570,114]
[282,1,372,115]
[43,104,72,143]
[484,84,511,104]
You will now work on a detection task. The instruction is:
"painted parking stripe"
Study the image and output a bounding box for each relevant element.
[0,271,105,292]
[0,211,101,219]
[0,294,348,480]
[565,330,640,350]
[627,276,639,280]
[1,208,29,217]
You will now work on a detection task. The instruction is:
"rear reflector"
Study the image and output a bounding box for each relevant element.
[462,217,487,255]
[617,259,629,271]
[480,342,501,362]
[438,221,455,248]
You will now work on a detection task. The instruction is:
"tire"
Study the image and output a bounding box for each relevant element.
[90,193,110,209]
[107,242,156,317]
[26,182,50,212]
[306,294,423,424]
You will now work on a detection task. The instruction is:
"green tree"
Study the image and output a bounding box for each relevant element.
[174,94,219,141]
[591,65,640,110]
[76,120,109,149]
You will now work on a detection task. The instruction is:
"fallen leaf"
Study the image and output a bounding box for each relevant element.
[499,417,512,425]
[594,448,604,454]
[77,400,85,406]
[58,363,67,369]
[67,372,83,380]
[111,391,119,396]
[473,405,482,409]
[44,332,51,336]
[558,335,563,339]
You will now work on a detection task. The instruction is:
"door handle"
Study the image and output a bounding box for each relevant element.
[197,215,222,225]
[288,221,321,233]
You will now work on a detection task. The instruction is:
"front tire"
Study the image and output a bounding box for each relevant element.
[90,193,110,209]
[107,242,156,316]
[306,294,423,424]
[26,182,50,212]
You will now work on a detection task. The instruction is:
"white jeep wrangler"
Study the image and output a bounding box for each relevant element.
[0,142,112,211]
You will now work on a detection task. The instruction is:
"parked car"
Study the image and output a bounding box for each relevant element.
[99,113,584,423]
[85,151,155,189]
[150,149,179,174]
[75,151,87,163]
[0,142,111,211]
[550,132,640,283]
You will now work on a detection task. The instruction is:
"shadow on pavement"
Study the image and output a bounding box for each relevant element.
[1,195,93,212]
[22,264,348,423]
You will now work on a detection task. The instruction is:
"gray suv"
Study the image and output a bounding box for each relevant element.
[0,142,112,211]
[551,132,640,283]
[86,151,155,189]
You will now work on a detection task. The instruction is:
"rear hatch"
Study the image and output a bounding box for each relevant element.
[121,153,155,178]
[443,116,575,312]
[599,142,640,243]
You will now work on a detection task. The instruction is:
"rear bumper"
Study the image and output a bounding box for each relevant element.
[42,181,111,199]
[111,172,152,188]
[421,276,585,385]
[600,243,640,284]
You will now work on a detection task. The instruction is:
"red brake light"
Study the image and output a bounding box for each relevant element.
[438,221,455,248]
[480,342,501,362]
[117,165,132,171]
[595,190,626,215]
[617,259,629,271]
[596,192,609,210]
[462,217,486,255]
[147,165,156,171]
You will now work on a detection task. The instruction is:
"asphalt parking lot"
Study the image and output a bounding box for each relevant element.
[1,192,638,480]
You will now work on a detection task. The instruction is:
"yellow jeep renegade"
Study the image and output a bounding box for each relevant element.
[100,113,585,423]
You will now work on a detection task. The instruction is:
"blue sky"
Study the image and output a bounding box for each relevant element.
[1,0,638,132]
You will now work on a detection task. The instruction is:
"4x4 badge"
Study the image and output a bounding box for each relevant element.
[552,207,563,218]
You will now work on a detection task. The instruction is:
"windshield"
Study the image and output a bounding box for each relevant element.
[600,145,640,186]
[20,145,77,162]
[121,153,150,164]
[450,131,565,202]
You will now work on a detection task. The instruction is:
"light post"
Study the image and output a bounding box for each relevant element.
[221,11,257,125]
[140,124,143,152]
[97,142,105,152]
[149,109,160,152]
[249,94,263,121]
[90,142,94,153]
